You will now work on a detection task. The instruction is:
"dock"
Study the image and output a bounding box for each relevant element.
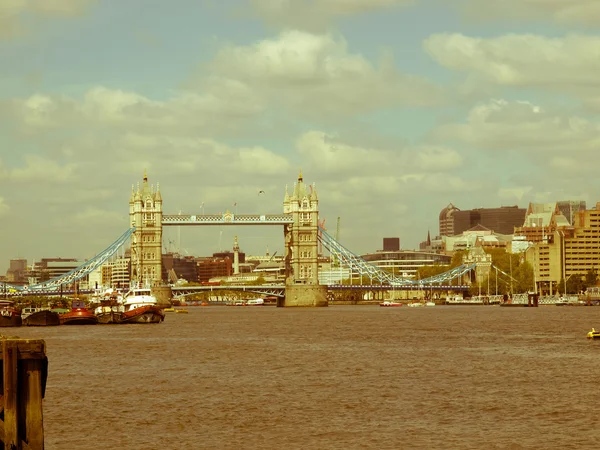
[0,337,47,450]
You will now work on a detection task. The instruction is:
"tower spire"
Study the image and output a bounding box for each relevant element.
[143,169,148,182]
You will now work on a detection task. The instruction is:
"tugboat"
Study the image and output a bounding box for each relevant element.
[0,300,22,327]
[120,288,164,324]
[93,290,125,324]
[60,300,99,325]
[587,328,600,339]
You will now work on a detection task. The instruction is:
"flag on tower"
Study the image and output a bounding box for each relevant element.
[233,202,237,206]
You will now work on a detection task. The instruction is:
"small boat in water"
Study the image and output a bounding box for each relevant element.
[163,307,175,313]
[175,308,189,314]
[246,298,264,306]
[587,328,600,339]
[23,308,60,326]
[0,301,22,327]
[120,288,164,324]
[380,301,403,307]
[60,300,98,325]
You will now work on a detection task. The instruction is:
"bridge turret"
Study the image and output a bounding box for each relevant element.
[282,171,327,306]
[130,170,163,288]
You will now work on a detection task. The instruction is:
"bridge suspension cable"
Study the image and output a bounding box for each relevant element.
[2,228,135,293]
[318,227,475,286]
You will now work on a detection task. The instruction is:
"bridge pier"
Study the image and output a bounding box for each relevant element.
[151,284,173,307]
[283,285,328,307]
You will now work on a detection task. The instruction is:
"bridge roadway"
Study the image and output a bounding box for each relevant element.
[3,284,469,298]
[161,213,294,226]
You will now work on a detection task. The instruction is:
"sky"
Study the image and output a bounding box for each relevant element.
[1,0,600,272]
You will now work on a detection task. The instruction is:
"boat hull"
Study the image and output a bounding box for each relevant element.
[96,312,124,324]
[121,305,164,324]
[24,310,60,326]
[60,312,99,325]
[0,315,22,327]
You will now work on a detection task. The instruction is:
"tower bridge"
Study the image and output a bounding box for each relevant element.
[2,170,480,305]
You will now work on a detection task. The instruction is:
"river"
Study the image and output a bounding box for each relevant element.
[13,305,600,449]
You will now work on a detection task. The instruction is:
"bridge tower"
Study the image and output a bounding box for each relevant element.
[283,171,328,307]
[129,170,163,287]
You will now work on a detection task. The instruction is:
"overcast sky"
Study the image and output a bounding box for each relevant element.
[1,0,599,272]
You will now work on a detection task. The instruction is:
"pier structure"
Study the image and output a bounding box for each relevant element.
[0,338,47,449]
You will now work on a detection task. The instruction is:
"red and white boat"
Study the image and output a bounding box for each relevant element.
[60,300,99,325]
[120,288,164,324]
[380,301,403,307]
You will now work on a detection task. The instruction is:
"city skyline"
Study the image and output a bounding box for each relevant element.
[1,1,598,273]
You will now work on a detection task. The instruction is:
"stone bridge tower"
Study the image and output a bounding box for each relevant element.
[283,171,328,307]
[129,171,163,287]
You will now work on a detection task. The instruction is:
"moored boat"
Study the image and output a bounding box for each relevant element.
[94,293,125,324]
[120,288,164,324]
[0,300,22,327]
[246,298,264,306]
[175,308,189,313]
[380,301,403,307]
[60,300,98,325]
[23,309,60,326]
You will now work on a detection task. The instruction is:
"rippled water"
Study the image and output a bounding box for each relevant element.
[12,305,600,449]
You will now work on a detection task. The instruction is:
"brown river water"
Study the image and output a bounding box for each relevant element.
[12,305,600,449]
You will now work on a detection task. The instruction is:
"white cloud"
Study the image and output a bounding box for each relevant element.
[0,196,9,216]
[296,130,463,176]
[455,0,600,25]
[423,33,600,107]
[9,155,79,183]
[249,0,415,31]
[499,187,533,202]
[6,84,264,136]
[0,0,96,39]
[432,99,600,153]
[200,30,443,118]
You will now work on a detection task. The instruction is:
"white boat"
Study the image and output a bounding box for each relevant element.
[120,288,164,324]
[425,302,436,307]
[380,301,403,307]
[246,298,264,306]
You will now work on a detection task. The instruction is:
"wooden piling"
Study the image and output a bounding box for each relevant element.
[0,338,47,450]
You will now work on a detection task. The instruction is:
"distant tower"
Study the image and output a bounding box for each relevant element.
[282,171,327,307]
[129,170,163,287]
[233,236,240,275]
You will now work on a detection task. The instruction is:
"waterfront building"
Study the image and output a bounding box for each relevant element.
[439,203,460,237]
[360,239,451,279]
[383,238,400,252]
[5,259,27,284]
[196,257,231,282]
[443,225,512,253]
[526,203,600,295]
[513,202,571,244]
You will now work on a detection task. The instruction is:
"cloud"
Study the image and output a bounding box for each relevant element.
[0,196,9,216]
[498,187,533,202]
[296,130,463,176]
[455,0,600,26]
[423,33,600,107]
[191,30,443,120]
[249,0,416,32]
[432,99,600,153]
[4,83,265,138]
[0,0,96,39]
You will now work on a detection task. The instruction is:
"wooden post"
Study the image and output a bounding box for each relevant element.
[4,340,19,449]
[0,338,47,450]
